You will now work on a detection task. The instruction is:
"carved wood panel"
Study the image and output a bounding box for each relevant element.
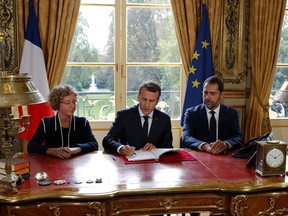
[0,0,19,74]
[231,192,288,216]
[216,0,248,85]
[6,201,106,216]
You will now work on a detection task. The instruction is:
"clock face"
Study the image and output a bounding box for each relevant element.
[265,148,285,168]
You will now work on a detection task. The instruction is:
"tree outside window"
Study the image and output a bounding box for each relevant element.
[62,0,182,121]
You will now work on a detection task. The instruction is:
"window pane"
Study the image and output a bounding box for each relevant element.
[81,0,115,4]
[126,66,180,119]
[271,10,288,118]
[127,7,180,62]
[127,0,170,4]
[277,11,288,64]
[61,66,115,121]
[270,67,288,118]
[68,6,114,63]
[64,1,182,122]
[272,67,288,92]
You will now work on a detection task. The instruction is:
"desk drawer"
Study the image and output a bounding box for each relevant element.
[109,193,229,215]
[5,201,106,216]
[231,191,288,216]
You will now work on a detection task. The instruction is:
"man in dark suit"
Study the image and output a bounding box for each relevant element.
[182,76,242,154]
[103,81,173,156]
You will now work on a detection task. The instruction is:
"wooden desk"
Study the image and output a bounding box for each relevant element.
[0,150,288,215]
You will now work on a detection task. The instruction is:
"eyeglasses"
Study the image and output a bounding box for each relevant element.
[60,100,77,105]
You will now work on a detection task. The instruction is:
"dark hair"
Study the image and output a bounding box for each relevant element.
[138,81,161,98]
[203,76,224,92]
[48,84,78,110]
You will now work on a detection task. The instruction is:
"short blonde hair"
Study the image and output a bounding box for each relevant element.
[48,84,78,110]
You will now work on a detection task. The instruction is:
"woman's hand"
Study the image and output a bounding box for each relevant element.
[46,147,80,158]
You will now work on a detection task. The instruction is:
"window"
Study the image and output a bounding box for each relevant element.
[62,0,182,121]
[270,2,288,118]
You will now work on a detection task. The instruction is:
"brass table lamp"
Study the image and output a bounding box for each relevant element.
[0,73,45,193]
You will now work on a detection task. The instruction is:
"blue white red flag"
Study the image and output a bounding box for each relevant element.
[18,0,54,141]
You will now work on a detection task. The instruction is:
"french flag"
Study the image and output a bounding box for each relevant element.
[18,0,54,141]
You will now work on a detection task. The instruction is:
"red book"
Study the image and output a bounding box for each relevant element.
[0,158,29,171]
[0,167,29,176]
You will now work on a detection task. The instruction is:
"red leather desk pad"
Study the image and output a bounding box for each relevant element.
[21,151,214,187]
[1,150,284,200]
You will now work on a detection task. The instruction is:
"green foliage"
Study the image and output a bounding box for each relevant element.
[63,12,100,90]
[274,14,288,92]
[63,3,181,119]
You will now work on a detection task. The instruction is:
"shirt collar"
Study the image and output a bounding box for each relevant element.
[205,105,220,115]
[138,106,153,118]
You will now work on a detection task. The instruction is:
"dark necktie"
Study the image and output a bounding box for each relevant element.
[143,116,149,144]
[210,111,216,142]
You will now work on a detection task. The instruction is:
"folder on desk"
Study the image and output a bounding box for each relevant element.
[121,149,197,164]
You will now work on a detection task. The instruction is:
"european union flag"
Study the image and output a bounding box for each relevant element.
[180,3,214,126]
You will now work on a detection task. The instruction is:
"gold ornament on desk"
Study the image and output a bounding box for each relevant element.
[0,30,45,193]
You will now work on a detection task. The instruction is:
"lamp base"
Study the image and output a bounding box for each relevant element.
[0,175,18,193]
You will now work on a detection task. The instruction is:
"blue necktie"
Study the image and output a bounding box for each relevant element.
[210,111,216,142]
[143,116,149,144]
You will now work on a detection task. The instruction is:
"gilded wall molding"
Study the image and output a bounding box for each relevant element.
[216,0,248,84]
[0,0,19,74]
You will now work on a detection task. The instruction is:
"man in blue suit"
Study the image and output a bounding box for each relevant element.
[182,76,242,154]
[103,81,173,156]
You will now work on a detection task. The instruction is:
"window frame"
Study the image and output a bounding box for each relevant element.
[65,0,183,122]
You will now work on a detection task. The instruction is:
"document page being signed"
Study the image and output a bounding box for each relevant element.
[125,148,179,161]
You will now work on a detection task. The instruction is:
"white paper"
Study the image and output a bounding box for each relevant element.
[126,148,179,161]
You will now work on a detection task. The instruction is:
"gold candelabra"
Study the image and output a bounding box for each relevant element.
[0,30,44,193]
[0,73,45,193]
[0,107,30,193]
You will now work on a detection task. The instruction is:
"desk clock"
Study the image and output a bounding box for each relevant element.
[255,140,287,176]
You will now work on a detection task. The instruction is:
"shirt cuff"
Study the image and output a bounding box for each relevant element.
[198,142,208,150]
[117,145,124,153]
[224,141,231,150]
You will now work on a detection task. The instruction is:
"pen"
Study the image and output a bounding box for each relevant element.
[112,157,116,161]
[126,143,137,155]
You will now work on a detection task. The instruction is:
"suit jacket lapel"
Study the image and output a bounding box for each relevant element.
[149,110,159,142]
[218,105,225,137]
[132,105,143,131]
[132,105,147,146]
[200,105,209,132]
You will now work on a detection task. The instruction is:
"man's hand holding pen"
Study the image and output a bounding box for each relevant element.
[119,145,136,156]
[119,143,156,156]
